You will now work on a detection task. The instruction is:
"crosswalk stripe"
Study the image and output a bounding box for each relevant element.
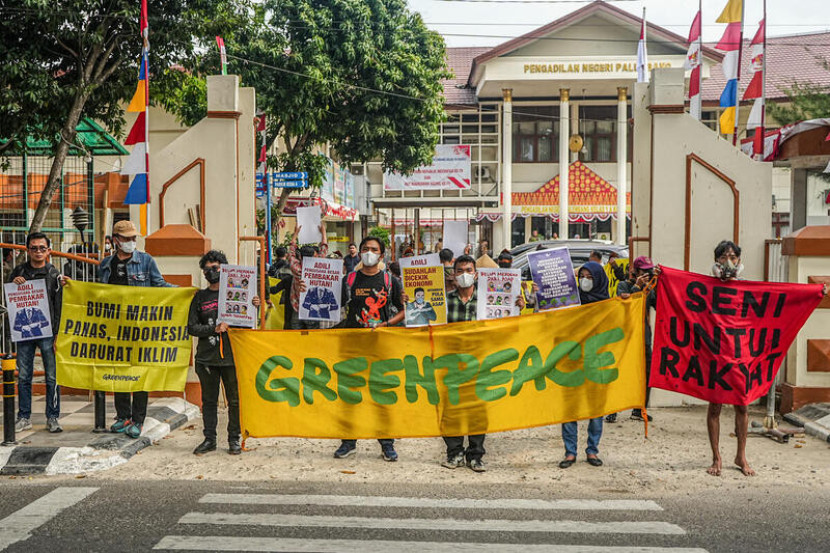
[155,536,708,552]
[179,512,686,535]
[0,487,98,550]
[199,494,663,511]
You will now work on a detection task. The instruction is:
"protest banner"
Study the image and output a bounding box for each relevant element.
[231,294,646,439]
[299,257,343,323]
[527,247,580,310]
[400,254,446,327]
[296,206,322,244]
[56,281,195,392]
[605,258,629,297]
[650,266,824,405]
[264,277,285,330]
[477,268,521,320]
[383,145,471,191]
[4,280,53,342]
[218,265,257,328]
[443,220,468,259]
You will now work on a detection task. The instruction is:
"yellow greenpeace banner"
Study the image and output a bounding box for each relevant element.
[232,294,647,439]
[56,281,196,392]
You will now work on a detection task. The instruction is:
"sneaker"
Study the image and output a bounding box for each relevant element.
[605,413,618,423]
[333,442,356,459]
[228,438,242,456]
[630,410,653,422]
[46,417,63,433]
[381,444,398,462]
[468,458,486,472]
[441,452,465,469]
[14,418,32,432]
[124,422,143,439]
[110,418,130,433]
[193,439,217,455]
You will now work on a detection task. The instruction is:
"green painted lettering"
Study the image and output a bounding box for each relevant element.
[369,358,404,405]
[302,358,337,404]
[583,328,623,384]
[545,341,584,387]
[476,348,518,402]
[510,345,547,396]
[255,356,300,406]
[333,357,367,405]
[404,355,439,405]
[436,353,479,405]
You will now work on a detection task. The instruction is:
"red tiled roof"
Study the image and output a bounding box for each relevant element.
[443,47,491,106]
[702,31,830,103]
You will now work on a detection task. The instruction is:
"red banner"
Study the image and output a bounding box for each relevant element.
[650,267,823,405]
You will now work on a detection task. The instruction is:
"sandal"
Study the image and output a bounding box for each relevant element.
[586,456,603,467]
[559,457,576,469]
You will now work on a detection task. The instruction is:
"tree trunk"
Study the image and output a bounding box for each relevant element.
[29,93,88,233]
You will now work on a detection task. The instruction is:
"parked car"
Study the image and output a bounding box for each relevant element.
[510,239,629,280]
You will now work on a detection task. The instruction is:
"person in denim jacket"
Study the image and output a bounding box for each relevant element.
[97,220,171,438]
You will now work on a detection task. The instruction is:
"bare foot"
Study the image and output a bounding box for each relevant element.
[734,457,756,476]
[707,458,722,476]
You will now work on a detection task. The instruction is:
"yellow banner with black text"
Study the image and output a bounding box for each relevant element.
[231,294,647,439]
[56,281,196,392]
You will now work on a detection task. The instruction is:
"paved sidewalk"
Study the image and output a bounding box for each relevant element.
[0,395,199,475]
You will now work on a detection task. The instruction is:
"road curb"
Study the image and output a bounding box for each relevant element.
[0,398,199,475]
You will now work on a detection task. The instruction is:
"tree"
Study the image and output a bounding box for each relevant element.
[0,0,249,232]
[166,0,450,218]
[768,59,830,125]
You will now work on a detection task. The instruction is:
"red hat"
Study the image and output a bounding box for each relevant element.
[632,256,655,270]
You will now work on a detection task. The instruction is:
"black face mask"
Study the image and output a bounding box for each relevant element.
[204,268,221,284]
[498,261,512,269]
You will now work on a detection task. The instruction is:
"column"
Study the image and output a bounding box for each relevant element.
[502,89,513,249]
[616,87,627,246]
[559,89,570,240]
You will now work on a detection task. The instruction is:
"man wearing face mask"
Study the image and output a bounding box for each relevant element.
[188,250,260,455]
[706,240,754,477]
[98,220,171,438]
[439,248,456,294]
[334,235,404,461]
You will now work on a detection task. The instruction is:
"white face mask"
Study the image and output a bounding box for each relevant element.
[119,240,137,254]
[456,273,475,289]
[580,278,594,292]
[361,251,380,267]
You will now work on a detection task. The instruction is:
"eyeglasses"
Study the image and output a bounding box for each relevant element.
[28,246,49,252]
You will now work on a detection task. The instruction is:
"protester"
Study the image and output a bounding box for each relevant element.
[333,235,404,461]
[606,256,656,424]
[97,220,170,438]
[477,239,491,258]
[343,243,360,274]
[268,246,290,278]
[188,250,260,455]
[706,240,753,477]
[496,250,513,269]
[589,250,602,263]
[441,254,525,472]
[286,223,327,330]
[439,248,456,294]
[104,234,113,255]
[560,261,609,469]
[434,239,443,253]
[11,233,64,434]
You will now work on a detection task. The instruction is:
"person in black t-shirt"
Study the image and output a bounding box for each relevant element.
[188,250,260,456]
[333,236,403,462]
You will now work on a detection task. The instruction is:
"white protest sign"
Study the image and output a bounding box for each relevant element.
[4,280,53,342]
[398,253,440,269]
[218,265,257,328]
[296,206,322,245]
[299,257,343,323]
[443,220,468,259]
[476,268,522,320]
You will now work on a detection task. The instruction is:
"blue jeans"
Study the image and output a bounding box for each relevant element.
[17,338,59,419]
[561,417,603,458]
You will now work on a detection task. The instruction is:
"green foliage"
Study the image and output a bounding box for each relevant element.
[367,226,391,249]
[768,81,830,126]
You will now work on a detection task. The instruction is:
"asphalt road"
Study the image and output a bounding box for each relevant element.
[0,479,825,552]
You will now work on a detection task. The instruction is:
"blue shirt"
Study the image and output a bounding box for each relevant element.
[99,251,171,287]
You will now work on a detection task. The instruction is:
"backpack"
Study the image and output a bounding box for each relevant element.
[342,270,395,325]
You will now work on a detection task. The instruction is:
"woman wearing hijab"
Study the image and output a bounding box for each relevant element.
[559,261,609,469]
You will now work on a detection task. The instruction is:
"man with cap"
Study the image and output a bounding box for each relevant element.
[99,220,171,438]
[606,256,656,423]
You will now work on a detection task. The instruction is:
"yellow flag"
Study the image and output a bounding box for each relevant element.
[720,106,736,135]
[716,0,742,24]
[56,281,197,392]
[231,294,647,439]
[127,81,146,113]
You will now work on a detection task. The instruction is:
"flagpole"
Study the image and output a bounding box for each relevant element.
[759,0,767,160]
[142,0,150,235]
[697,0,703,120]
[732,0,746,146]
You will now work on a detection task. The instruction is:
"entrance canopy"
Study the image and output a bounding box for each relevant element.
[510,161,630,222]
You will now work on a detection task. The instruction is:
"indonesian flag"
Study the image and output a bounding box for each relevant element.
[743,20,765,134]
[637,12,648,83]
[216,36,228,75]
[685,10,702,120]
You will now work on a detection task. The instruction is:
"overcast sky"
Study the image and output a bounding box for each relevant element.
[408,0,830,47]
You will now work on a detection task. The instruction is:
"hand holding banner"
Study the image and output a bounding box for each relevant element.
[650,267,824,405]
[218,265,257,328]
[477,268,521,320]
[527,247,580,310]
[4,280,53,342]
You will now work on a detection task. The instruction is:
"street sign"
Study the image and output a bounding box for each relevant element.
[272,180,305,189]
[273,172,307,180]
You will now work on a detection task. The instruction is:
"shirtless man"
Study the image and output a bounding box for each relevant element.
[706,240,753,477]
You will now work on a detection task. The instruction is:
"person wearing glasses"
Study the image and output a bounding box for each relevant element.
[98,220,171,438]
[10,232,65,434]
